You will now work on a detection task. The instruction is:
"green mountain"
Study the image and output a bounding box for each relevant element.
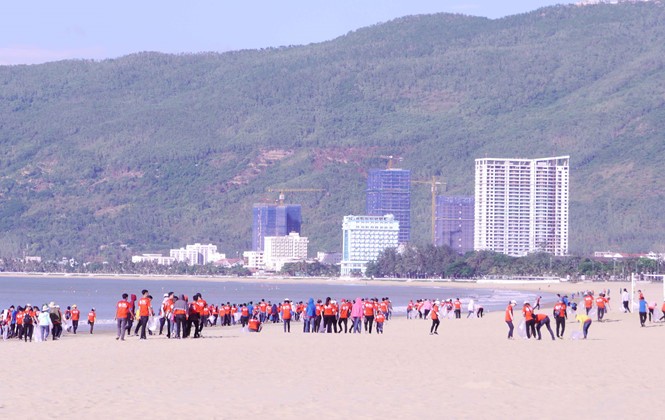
[1,2,664,260]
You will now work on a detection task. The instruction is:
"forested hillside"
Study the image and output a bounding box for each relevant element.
[1,2,664,260]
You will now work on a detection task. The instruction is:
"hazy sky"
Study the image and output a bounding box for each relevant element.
[1,1,564,65]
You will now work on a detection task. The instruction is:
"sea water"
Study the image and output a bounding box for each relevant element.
[0,276,553,329]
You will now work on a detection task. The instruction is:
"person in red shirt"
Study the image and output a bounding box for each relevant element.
[70,304,81,334]
[281,299,292,333]
[136,289,153,340]
[115,293,133,341]
[322,297,337,333]
[596,293,608,322]
[194,293,208,337]
[505,300,516,339]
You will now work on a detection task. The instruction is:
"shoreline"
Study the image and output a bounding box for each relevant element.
[0,271,658,297]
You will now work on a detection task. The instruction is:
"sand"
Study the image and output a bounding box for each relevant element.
[2,280,664,418]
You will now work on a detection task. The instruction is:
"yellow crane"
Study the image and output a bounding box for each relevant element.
[411,176,446,245]
[266,188,326,205]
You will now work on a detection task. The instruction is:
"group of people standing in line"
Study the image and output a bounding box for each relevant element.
[114,291,395,339]
[1,302,96,342]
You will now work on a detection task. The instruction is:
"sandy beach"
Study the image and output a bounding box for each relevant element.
[2,280,664,418]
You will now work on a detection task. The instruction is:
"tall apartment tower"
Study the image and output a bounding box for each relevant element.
[366,168,411,243]
[435,196,475,254]
[252,204,302,251]
[474,156,569,257]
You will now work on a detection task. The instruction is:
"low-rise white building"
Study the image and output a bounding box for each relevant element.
[243,251,265,270]
[263,232,309,271]
[340,214,399,276]
[170,243,226,265]
[131,253,176,265]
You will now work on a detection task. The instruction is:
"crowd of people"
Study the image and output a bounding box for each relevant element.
[1,302,96,341]
[4,286,663,342]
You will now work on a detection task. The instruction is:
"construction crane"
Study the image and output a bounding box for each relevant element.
[411,176,446,245]
[266,188,326,205]
[379,155,403,169]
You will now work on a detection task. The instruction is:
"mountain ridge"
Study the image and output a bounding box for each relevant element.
[0,2,664,260]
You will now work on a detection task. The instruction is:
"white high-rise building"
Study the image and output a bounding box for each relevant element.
[341,214,399,276]
[263,232,309,271]
[170,243,225,265]
[474,156,569,257]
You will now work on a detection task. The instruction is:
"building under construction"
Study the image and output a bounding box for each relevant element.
[251,204,302,251]
[435,196,475,254]
[366,168,411,244]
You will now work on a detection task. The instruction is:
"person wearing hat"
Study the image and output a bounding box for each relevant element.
[505,300,517,339]
[49,304,63,340]
[70,304,81,334]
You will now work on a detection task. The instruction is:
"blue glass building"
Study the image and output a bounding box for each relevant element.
[435,196,474,254]
[252,204,302,251]
[366,168,411,243]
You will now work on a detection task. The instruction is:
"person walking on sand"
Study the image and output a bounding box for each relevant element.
[596,293,608,322]
[70,305,80,334]
[660,301,665,322]
[639,296,648,327]
[534,296,542,310]
[505,300,516,339]
[467,299,475,318]
[622,288,631,313]
[88,308,96,334]
[115,293,132,341]
[535,313,556,340]
[576,313,592,339]
[363,298,376,334]
[38,305,51,341]
[172,295,188,339]
[583,293,593,315]
[375,310,385,334]
[430,300,440,335]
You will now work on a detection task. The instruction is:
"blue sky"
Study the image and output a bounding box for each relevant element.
[1,1,564,65]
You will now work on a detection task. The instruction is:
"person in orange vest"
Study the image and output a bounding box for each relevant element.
[363,298,375,334]
[22,305,35,342]
[553,299,567,338]
[407,300,414,320]
[659,301,665,322]
[522,302,536,339]
[375,310,386,334]
[453,298,462,319]
[322,297,337,333]
[159,292,174,336]
[338,299,351,333]
[87,308,96,334]
[194,293,207,337]
[583,293,594,315]
[70,304,81,334]
[115,293,133,341]
[171,295,188,339]
[429,301,440,335]
[535,313,555,340]
[248,316,261,333]
[596,293,608,321]
[136,289,154,339]
[505,300,516,339]
[239,304,250,328]
[281,299,292,333]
